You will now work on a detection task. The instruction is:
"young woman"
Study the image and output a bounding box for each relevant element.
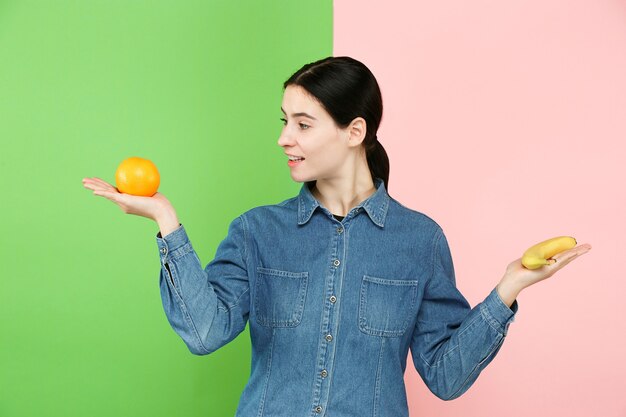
[82,56,591,417]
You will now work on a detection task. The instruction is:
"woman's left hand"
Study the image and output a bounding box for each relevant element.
[496,243,592,307]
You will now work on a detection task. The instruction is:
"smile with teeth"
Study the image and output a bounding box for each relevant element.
[288,156,305,161]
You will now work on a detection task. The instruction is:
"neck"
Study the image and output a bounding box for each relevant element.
[311,177,377,217]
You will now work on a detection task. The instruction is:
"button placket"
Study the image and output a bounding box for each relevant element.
[311,218,344,414]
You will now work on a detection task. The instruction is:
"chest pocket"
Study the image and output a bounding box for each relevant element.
[254,266,309,328]
[358,275,419,337]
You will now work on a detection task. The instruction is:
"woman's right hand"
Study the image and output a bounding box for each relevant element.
[82,177,174,222]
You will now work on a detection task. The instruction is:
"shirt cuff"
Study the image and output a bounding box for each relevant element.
[155,223,189,262]
[480,286,518,336]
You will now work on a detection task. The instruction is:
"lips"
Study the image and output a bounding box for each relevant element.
[287,158,304,167]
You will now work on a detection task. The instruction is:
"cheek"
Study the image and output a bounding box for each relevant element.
[309,145,345,171]
[304,131,341,156]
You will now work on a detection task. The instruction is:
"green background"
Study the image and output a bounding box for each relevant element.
[0,1,332,416]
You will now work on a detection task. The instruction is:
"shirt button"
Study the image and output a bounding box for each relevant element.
[325,334,333,342]
[321,369,328,378]
[333,259,340,267]
[314,405,323,413]
[329,295,337,303]
[337,226,343,234]
[160,247,167,254]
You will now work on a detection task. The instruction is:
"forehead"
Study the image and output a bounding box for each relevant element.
[282,85,323,114]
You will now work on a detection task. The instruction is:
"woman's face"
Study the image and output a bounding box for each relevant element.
[278,85,350,183]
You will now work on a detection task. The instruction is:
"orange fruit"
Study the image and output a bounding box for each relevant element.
[115,156,160,197]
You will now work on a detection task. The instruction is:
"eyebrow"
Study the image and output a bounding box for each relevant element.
[280,107,317,120]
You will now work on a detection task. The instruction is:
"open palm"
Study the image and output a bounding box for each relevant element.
[505,243,592,289]
[82,177,172,220]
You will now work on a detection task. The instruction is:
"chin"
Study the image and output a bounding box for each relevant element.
[290,172,316,183]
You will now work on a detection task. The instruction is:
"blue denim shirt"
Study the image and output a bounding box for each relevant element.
[155,177,518,417]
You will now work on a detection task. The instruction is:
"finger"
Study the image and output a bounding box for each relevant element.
[92,177,110,185]
[83,181,102,192]
[83,178,117,193]
[83,177,109,187]
[84,181,109,192]
[82,180,94,190]
[82,178,104,187]
[547,244,591,268]
[91,177,116,189]
[93,190,119,201]
[552,244,592,262]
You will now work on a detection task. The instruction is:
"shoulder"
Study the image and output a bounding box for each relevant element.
[236,195,298,223]
[387,196,444,235]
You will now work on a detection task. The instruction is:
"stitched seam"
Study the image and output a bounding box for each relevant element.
[177,296,210,355]
[217,286,250,313]
[325,221,347,414]
[256,328,274,417]
[480,303,504,335]
[162,260,179,295]
[216,215,250,314]
[429,228,443,290]
[168,242,194,261]
[254,269,308,328]
[419,313,482,368]
[448,335,502,399]
[372,337,385,417]
[361,283,418,336]
[239,214,249,268]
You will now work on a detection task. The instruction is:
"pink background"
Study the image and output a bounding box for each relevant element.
[334,1,625,416]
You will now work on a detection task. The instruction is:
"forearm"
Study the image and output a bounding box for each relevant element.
[413,288,515,400]
[158,238,218,356]
[155,220,250,356]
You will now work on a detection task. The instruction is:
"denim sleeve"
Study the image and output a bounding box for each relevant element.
[410,227,518,400]
[155,215,250,355]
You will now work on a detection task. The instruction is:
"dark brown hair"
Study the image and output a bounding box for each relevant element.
[283,56,390,191]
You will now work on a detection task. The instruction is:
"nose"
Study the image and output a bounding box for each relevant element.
[277,128,295,148]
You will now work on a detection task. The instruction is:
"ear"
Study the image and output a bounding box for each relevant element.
[346,117,367,148]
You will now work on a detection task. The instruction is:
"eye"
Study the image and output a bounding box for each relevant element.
[280,117,287,125]
[299,122,310,130]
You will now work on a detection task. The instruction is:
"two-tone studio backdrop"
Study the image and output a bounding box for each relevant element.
[1,1,623,416]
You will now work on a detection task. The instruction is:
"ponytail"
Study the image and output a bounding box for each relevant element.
[366,136,390,192]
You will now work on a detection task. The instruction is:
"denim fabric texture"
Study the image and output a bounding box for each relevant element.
[155,177,518,417]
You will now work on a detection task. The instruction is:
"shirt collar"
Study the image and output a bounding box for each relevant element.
[297,177,389,227]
